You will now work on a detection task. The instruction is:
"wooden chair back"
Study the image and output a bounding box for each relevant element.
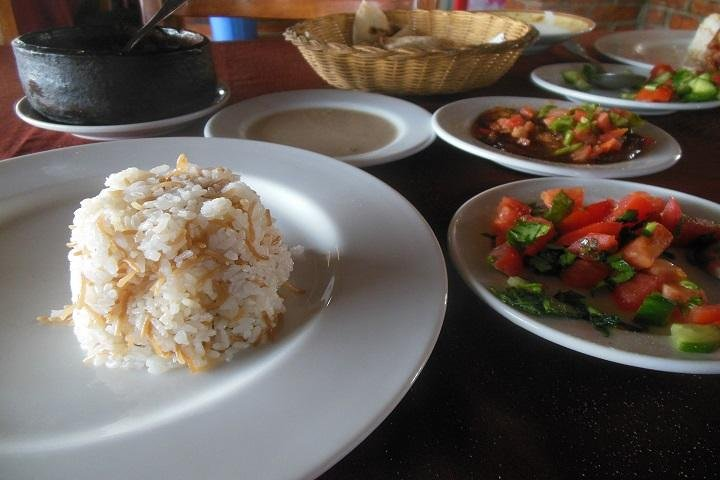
[0,0,19,45]
[140,0,439,23]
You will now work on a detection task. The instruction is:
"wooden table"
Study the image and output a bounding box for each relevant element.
[2,33,719,479]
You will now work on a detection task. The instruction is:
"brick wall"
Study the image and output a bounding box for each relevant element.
[503,0,720,30]
[642,0,720,29]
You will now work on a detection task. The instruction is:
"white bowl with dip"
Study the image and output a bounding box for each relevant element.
[491,10,595,54]
[204,89,435,168]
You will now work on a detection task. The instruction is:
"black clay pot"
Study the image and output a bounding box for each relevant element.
[12,26,218,125]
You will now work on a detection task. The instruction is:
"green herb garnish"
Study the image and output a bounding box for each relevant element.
[507,220,551,250]
[544,190,574,224]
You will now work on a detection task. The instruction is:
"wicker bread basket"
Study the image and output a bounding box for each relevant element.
[284,9,538,95]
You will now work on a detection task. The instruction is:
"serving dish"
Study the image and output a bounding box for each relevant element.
[594,29,694,69]
[11,26,217,125]
[449,177,720,374]
[0,137,447,479]
[531,62,720,115]
[431,96,681,178]
[204,89,434,167]
[492,9,595,54]
[15,85,229,140]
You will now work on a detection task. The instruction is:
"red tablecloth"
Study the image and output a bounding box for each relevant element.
[0,38,325,160]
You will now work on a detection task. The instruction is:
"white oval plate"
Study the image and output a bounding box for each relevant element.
[594,29,694,70]
[531,63,720,115]
[0,138,447,479]
[449,177,720,374]
[204,89,435,168]
[14,84,230,141]
[431,96,681,178]
[493,10,595,54]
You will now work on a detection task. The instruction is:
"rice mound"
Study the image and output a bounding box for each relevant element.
[50,155,293,374]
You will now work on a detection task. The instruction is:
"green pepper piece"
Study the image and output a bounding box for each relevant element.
[634,293,676,326]
[553,143,583,156]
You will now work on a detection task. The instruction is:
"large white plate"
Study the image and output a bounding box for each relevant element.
[449,177,720,374]
[594,29,694,70]
[204,89,435,167]
[14,84,230,141]
[0,138,447,479]
[431,96,681,178]
[531,63,720,115]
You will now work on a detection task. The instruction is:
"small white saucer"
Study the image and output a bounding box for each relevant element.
[204,89,435,168]
[15,84,230,141]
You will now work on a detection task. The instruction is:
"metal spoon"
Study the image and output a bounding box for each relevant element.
[122,0,189,53]
[562,40,646,90]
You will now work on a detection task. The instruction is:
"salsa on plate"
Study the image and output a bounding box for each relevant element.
[471,103,649,164]
[486,187,720,353]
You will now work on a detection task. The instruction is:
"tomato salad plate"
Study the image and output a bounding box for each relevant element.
[531,63,720,115]
[431,96,680,178]
[449,177,720,374]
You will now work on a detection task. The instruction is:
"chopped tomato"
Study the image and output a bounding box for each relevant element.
[686,305,720,325]
[488,242,523,277]
[557,199,616,233]
[561,259,611,289]
[597,128,628,143]
[518,215,555,256]
[594,137,623,156]
[540,187,584,210]
[570,144,594,163]
[621,222,674,269]
[568,233,619,259]
[556,221,623,246]
[612,272,662,311]
[519,106,535,119]
[497,114,526,129]
[596,111,613,132]
[650,64,675,79]
[636,85,674,102]
[607,191,664,225]
[572,109,588,123]
[673,215,720,246]
[492,196,531,243]
[659,197,682,233]
[646,258,687,283]
[713,73,720,86]
[662,283,707,305]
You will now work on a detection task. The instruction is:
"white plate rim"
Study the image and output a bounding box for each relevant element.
[14,84,230,140]
[594,29,694,69]
[431,96,681,178]
[448,177,720,374]
[531,63,720,112]
[203,89,436,167]
[0,137,448,479]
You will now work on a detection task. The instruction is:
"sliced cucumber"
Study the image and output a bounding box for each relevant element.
[670,323,720,353]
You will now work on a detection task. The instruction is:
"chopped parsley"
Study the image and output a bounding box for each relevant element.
[544,190,574,223]
[507,220,551,250]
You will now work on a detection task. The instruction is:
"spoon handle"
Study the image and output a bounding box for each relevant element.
[562,40,604,69]
[123,0,189,53]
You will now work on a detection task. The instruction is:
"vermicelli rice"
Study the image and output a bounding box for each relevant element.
[43,155,294,373]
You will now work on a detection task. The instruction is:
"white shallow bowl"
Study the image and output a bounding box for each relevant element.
[531,63,720,115]
[449,177,720,374]
[594,29,694,70]
[204,89,435,168]
[493,10,595,54]
[432,96,681,178]
[15,84,230,140]
[0,137,447,479]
